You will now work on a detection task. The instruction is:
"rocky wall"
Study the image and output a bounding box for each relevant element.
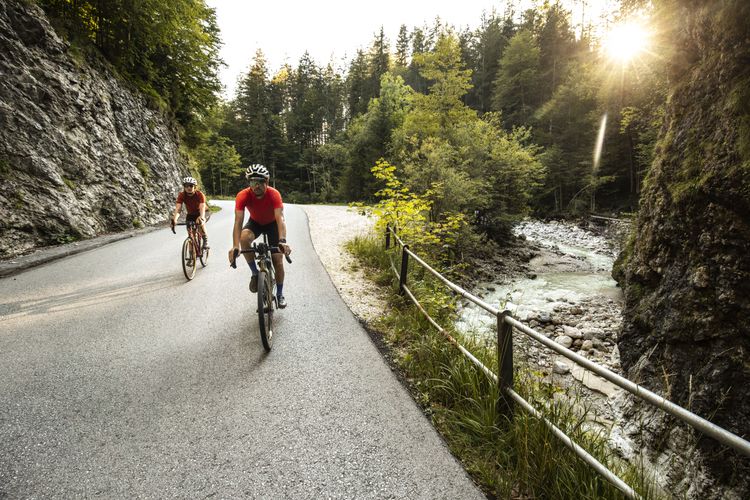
[0,0,186,258]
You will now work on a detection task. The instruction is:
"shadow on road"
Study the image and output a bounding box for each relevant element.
[0,272,187,322]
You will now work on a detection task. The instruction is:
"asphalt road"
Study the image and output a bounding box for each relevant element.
[0,201,485,499]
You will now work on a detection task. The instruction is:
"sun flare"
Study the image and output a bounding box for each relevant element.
[604,21,651,63]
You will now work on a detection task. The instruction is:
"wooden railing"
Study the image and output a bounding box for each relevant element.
[384,225,750,500]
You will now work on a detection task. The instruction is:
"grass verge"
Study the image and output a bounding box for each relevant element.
[347,233,662,500]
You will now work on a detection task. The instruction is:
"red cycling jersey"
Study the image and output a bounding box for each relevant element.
[235,186,283,225]
[177,190,206,216]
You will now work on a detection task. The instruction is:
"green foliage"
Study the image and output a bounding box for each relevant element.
[0,157,12,177]
[53,230,78,245]
[338,73,413,200]
[347,234,661,499]
[38,0,222,130]
[135,159,151,179]
[194,134,242,196]
[62,176,76,190]
[491,30,540,128]
[390,32,544,239]
[367,158,437,242]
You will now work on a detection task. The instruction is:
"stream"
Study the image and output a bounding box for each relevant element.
[457,219,623,342]
[455,218,647,465]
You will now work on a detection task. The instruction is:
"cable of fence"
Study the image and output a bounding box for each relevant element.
[504,315,750,457]
[383,224,750,495]
[403,273,639,497]
[506,388,640,499]
[395,244,640,497]
[403,247,501,316]
[401,283,499,383]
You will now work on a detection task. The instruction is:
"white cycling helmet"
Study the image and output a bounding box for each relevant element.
[182,176,197,186]
[245,164,270,180]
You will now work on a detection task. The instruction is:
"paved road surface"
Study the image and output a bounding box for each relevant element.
[0,202,485,499]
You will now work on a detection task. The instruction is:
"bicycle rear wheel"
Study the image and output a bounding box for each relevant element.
[257,270,274,351]
[182,238,196,280]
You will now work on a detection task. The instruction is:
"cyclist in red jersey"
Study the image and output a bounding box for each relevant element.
[229,164,292,308]
[170,176,209,249]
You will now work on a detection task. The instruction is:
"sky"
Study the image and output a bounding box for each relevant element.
[205,0,615,99]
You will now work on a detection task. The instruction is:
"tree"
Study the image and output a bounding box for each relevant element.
[491,30,541,128]
[393,32,544,236]
[338,73,413,200]
[395,25,410,68]
[346,50,369,118]
[534,62,600,213]
[405,27,429,94]
[466,11,512,113]
[367,27,391,101]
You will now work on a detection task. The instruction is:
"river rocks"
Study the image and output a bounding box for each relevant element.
[553,361,570,374]
[555,335,573,348]
[513,219,619,259]
[0,0,186,259]
[562,325,582,338]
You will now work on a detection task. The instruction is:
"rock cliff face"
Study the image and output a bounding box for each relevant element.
[614,0,750,497]
[0,0,186,259]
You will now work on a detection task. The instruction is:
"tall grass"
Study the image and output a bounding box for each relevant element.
[347,234,663,499]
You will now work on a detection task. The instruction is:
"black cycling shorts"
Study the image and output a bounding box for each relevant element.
[244,219,280,251]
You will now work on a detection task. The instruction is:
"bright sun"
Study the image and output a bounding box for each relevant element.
[604,21,651,63]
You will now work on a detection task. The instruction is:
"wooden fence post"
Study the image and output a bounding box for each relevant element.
[399,245,409,295]
[497,310,515,419]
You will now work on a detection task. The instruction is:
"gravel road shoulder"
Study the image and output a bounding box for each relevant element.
[301,204,389,323]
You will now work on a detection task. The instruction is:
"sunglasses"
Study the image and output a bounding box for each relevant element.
[250,179,267,187]
[183,184,196,188]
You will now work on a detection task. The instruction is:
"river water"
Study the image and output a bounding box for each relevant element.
[457,220,623,335]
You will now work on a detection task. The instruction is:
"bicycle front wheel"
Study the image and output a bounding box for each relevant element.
[257,270,274,351]
[199,235,209,267]
[182,238,196,280]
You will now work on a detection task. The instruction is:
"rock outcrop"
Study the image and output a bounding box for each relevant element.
[614,0,750,497]
[0,0,186,259]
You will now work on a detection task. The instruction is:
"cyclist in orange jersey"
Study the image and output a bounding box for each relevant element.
[170,176,209,250]
[228,164,291,308]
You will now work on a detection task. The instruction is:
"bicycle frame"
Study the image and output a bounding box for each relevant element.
[230,234,291,352]
[177,220,208,280]
[185,220,203,251]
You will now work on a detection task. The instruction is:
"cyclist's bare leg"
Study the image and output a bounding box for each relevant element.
[239,229,257,264]
[272,253,284,285]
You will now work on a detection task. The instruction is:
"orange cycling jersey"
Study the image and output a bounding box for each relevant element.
[235,187,283,225]
[177,190,206,216]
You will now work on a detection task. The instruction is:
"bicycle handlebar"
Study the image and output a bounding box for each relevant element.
[230,247,292,268]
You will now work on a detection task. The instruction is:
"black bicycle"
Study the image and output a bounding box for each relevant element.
[231,235,292,351]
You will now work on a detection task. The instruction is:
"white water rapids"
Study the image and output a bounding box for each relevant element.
[456,220,623,334]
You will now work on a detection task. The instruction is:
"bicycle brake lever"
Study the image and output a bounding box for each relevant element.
[285,255,292,264]
[230,248,239,268]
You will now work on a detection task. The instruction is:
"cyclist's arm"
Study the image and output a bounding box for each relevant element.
[198,202,207,223]
[171,201,182,224]
[275,207,291,255]
[232,209,245,249]
[274,208,287,241]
